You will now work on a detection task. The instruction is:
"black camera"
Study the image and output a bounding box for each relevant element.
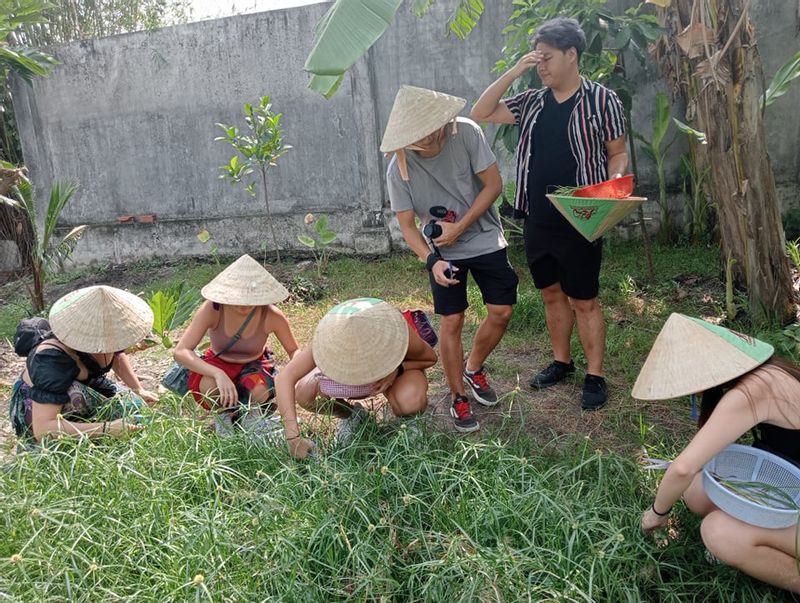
[423,220,442,239]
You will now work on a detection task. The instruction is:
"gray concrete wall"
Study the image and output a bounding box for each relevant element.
[10,0,800,267]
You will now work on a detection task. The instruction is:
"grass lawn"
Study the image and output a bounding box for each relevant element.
[0,240,793,601]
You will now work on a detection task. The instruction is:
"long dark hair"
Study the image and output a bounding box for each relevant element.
[698,357,800,427]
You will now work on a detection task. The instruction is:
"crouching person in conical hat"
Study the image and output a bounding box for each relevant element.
[173,254,300,438]
[9,285,156,443]
[274,298,437,459]
[635,313,800,593]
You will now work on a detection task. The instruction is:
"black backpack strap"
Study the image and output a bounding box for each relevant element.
[211,307,258,358]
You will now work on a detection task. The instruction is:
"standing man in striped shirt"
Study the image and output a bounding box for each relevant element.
[471,17,628,411]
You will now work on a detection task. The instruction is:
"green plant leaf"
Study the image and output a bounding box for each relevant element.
[672,118,707,144]
[304,0,403,97]
[166,283,202,331]
[197,229,210,243]
[319,231,337,245]
[147,290,177,337]
[651,92,671,151]
[298,234,317,248]
[763,50,800,108]
[446,0,484,40]
[314,215,329,233]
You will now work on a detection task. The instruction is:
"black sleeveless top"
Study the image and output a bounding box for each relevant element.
[753,423,800,466]
[26,339,115,404]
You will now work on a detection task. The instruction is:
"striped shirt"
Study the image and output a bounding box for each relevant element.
[504,78,626,215]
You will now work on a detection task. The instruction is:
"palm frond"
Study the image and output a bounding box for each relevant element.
[46,224,88,273]
[410,0,436,17]
[446,0,484,40]
[42,180,78,252]
[0,193,21,209]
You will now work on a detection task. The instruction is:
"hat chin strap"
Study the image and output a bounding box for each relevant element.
[395,148,409,181]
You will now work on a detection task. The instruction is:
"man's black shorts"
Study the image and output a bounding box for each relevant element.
[524,223,603,300]
[429,248,518,316]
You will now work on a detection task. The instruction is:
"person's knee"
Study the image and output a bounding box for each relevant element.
[390,375,429,416]
[572,297,600,315]
[247,384,272,405]
[439,312,465,336]
[294,375,321,410]
[684,478,715,516]
[701,511,742,563]
[487,304,513,325]
[540,283,566,305]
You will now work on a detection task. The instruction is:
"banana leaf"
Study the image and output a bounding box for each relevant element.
[304,0,403,98]
[304,0,484,98]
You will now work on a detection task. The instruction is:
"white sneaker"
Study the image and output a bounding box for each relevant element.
[240,407,284,445]
[334,405,369,447]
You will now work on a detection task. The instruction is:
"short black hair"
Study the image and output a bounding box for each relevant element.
[533,17,586,59]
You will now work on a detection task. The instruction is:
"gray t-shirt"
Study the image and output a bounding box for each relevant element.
[387,117,507,261]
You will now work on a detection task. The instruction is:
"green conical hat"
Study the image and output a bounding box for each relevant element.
[632,313,774,400]
[312,298,408,386]
[546,194,647,242]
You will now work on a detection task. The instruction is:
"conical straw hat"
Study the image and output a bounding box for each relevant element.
[312,298,409,386]
[380,85,466,152]
[201,254,289,306]
[49,285,154,353]
[632,313,774,400]
[547,194,647,242]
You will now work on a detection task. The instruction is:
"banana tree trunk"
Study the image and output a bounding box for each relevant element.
[655,0,794,321]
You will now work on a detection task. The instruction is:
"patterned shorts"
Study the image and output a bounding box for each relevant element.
[8,377,144,443]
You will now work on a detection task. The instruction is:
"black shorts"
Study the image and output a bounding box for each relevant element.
[524,223,603,300]
[429,248,518,316]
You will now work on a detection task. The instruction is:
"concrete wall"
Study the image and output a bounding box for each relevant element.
[10,0,800,267]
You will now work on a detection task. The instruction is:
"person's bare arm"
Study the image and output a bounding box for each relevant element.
[112,352,158,405]
[432,163,502,247]
[641,388,756,532]
[373,325,438,393]
[267,305,300,359]
[606,136,628,179]
[31,402,134,441]
[402,325,437,371]
[274,347,317,458]
[396,209,458,288]
[471,51,543,124]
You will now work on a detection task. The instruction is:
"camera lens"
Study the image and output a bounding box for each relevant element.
[423,222,442,239]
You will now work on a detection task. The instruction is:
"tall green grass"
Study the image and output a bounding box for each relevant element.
[0,403,786,601]
[0,241,792,601]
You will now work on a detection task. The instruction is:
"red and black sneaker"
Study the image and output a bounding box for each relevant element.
[463,365,498,406]
[450,394,479,433]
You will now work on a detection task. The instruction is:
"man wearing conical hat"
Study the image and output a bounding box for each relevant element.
[634,314,800,594]
[382,85,518,434]
[472,17,628,410]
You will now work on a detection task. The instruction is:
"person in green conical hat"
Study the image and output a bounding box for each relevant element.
[471,17,629,411]
[274,298,438,460]
[634,313,800,594]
